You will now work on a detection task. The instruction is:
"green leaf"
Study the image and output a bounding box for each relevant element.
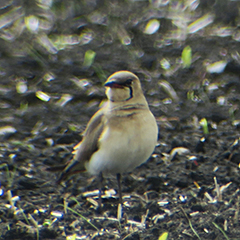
[158,232,168,240]
[182,45,192,68]
[200,118,209,135]
[83,50,96,67]
[66,234,76,240]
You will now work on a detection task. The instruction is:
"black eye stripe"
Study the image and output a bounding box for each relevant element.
[128,86,133,100]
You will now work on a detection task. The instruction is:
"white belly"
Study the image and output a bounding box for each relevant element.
[86,111,158,175]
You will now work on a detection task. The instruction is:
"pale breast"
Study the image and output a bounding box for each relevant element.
[86,109,158,175]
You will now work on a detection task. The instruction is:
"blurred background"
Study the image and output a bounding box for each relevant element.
[1,0,240,133]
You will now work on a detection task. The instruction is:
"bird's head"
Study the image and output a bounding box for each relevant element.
[104,71,143,102]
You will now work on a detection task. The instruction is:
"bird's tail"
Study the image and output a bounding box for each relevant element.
[46,158,85,184]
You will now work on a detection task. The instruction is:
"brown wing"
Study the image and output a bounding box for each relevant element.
[57,108,105,183]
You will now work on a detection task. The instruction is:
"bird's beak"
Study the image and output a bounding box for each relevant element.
[104,81,124,88]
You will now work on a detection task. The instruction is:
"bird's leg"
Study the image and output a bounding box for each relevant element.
[97,172,104,212]
[116,173,122,204]
[116,173,123,220]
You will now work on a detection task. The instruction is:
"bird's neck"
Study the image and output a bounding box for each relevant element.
[106,94,149,112]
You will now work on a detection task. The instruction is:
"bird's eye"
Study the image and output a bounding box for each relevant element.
[125,79,133,85]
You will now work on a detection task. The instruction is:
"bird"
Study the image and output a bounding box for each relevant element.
[47,70,158,207]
